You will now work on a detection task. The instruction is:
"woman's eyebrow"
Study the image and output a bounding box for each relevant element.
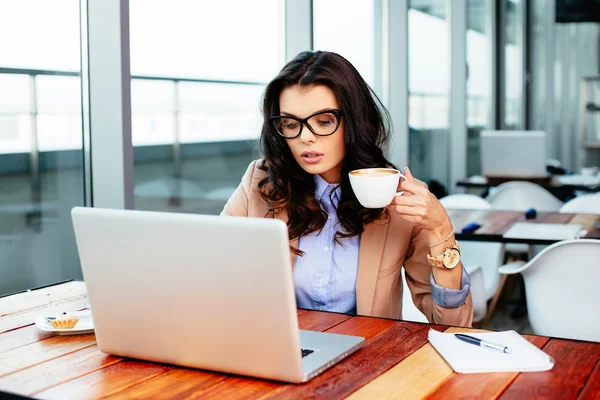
[280,108,336,117]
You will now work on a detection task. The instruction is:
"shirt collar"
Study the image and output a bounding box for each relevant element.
[314,174,341,205]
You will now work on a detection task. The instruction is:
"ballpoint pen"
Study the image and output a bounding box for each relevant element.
[455,333,512,354]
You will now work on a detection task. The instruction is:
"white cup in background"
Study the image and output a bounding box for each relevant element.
[349,168,406,208]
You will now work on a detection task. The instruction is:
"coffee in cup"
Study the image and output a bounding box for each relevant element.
[349,168,406,208]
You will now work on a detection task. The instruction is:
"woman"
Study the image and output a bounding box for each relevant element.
[222,51,473,327]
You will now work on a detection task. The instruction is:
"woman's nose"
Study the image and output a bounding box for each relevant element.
[300,126,316,144]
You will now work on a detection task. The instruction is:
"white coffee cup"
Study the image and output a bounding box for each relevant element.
[349,168,406,208]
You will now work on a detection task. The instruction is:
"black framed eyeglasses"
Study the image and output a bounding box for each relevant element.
[270,109,343,139]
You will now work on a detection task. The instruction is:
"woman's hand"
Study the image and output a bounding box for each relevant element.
[391,167,462,290]
[389,167,453,244]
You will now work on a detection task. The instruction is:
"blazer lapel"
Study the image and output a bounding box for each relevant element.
[356,218,390,315]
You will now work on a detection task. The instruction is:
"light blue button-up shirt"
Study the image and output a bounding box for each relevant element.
[293,174,470,315]
[293,175,359,314]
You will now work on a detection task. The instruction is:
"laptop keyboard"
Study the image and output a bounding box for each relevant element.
[301,348,314,358]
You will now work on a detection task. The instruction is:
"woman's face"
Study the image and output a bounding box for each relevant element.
[278,84,345,184]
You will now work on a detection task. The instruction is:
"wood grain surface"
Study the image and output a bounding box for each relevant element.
[1,282,599,400]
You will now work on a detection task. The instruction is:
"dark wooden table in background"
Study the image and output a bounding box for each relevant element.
[456,176,600,192]
[450,209,600,244]
[456,176,600,202]
[1,282,599,399]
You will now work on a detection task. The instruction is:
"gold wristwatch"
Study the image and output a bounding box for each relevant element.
[426,241,461,269]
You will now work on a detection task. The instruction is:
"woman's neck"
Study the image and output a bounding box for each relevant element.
[319,166,342,184]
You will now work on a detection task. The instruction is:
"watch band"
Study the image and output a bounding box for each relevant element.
[427,241,461,269]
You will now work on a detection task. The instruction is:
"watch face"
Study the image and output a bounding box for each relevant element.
[442,249,460,269]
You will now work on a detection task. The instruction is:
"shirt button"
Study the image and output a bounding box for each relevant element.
[324,246,328,251]
[320,278,326,284]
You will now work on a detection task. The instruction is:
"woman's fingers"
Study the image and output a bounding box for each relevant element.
[393,205,427,218]
[398,179,429,197]
[390,194,423,207]
[403,166,416,181]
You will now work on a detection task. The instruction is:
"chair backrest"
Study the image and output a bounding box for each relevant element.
[559,194,600,214]
[486,181,563,211]
[440,194,501,301]
[517,239,600,342]
[459,241,504,300]
[439,194,492,210]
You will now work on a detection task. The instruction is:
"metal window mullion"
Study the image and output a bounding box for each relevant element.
[285,0,312,60]
[497,0,506,129]
[448,0,467,193]
[520,0,529,129]
[29,75,40,203]
[84,0,134,209]
[373,0,384,100]
[80,0,93,207]
[489,0,498,130]
[386,0,409,170]
[173,81,181,179]
[536,0,558,158]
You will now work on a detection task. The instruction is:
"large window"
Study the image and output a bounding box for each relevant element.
[0,0,84,295]
[408,1,450,188]
[466,0,493,176]
[313,0,376,89]
[129,0,284,215]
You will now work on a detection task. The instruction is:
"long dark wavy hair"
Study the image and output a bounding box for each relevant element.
[258,51,397,255]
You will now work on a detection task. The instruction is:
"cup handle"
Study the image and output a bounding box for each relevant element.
[395,173,407,196]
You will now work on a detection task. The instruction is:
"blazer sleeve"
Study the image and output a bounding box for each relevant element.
[403,226,474,327]
[220,160,257,217]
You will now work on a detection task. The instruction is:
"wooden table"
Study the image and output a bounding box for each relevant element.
[1,282,600,399]
[449,209,600,244]
[456,176,600,192]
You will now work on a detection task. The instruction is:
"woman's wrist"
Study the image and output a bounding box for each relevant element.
[426,220,454,249]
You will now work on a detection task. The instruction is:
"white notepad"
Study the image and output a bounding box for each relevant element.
[428,329,554,373]
[502,222,581,241]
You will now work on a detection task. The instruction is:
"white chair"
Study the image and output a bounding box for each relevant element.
[438,194,492,210]
[486,181,564,212]
[498,239,600,342]
[559,194,600,214]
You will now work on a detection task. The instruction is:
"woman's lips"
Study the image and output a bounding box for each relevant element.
[301,151,324,164]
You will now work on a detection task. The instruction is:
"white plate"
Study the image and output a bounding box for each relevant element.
[35,312,95,335]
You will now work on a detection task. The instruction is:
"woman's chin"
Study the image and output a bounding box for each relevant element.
[298,162,329,175]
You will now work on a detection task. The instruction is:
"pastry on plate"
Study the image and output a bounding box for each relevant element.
[49,313,80,329]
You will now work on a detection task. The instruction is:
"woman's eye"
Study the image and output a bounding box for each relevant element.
[317,118,334,126]
[283,121,299,129]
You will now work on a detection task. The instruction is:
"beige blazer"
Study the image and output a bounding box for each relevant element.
[221,160,473,327]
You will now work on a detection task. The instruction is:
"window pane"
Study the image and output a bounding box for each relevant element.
[37,76,83,151]
[130,1,283,215]
[313,0,376,88]
[0,0,80,70]
[129,0,284,82]
[0,1,84,296]
[408,1,450,188]
[466,0,493,176]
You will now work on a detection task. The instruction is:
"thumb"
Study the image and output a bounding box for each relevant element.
[403,166,416,182]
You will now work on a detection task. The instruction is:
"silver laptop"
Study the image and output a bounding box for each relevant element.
[481,130,548,178]
[71,207,364,383]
